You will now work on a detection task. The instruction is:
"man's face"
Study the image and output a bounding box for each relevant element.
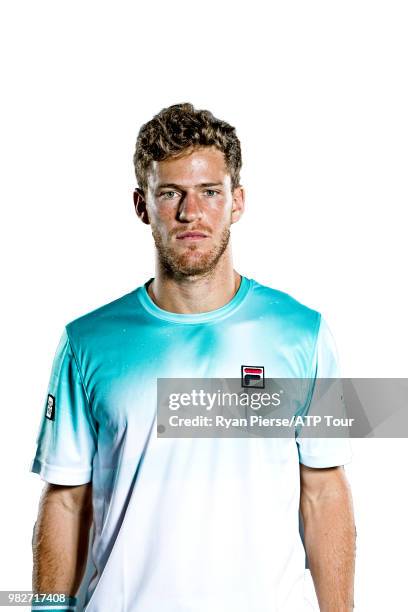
[137,146,244,277]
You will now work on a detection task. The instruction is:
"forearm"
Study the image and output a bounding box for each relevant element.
[32,487,92,597]
[300,473,356,612]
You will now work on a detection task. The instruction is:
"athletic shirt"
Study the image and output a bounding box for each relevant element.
[30,276,352,612]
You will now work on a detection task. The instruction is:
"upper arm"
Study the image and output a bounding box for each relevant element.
[30,327,97,486]
[40,482,93,515]
[296,316,353,468]
[300,464,352,506]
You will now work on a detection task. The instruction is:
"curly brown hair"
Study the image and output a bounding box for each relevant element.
[133,103,242,193]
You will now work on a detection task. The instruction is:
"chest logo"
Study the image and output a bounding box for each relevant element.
[241,365,265,388]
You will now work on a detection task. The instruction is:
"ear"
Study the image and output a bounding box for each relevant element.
[231,185,245,224]
[133,188,150,225]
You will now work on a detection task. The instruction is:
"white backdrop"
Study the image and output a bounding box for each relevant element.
[1,1,407,611]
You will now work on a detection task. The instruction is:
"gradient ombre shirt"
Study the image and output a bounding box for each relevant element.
[30,276,351,612]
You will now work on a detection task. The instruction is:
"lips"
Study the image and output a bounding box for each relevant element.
[176,231,208,240]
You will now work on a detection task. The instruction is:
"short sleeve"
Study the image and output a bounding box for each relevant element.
[29,328,97,485]
[296,315,353,468]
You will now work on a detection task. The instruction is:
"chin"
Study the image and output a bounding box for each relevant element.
[154,228,231,277]
[172,255,216,276]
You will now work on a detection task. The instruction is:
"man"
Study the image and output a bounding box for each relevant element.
[30,103,356,611]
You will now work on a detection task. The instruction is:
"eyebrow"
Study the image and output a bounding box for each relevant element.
[156,182,224,191]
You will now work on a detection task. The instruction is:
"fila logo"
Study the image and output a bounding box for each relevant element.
[241,365,265,388]
[45,394,56,421]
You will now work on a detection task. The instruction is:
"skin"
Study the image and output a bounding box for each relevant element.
[33,145,356,609]
[133,146,245,313]
[32,482,92,596]
[300,465,356,611]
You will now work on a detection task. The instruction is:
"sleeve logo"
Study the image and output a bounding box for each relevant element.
[45,393,56,421]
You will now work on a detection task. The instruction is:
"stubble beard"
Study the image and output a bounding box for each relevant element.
[151,225,231,278]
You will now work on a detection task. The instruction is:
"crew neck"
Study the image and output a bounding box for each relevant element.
[137,275,252,324]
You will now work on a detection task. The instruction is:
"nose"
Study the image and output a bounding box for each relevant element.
[177,191,203,223]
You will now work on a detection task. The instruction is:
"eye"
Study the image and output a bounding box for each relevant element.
[160,191,178,200]
[204,189,218,197]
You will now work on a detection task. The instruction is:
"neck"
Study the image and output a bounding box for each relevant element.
[148,250,241,314]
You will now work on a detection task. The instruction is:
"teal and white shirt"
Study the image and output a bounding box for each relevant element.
[30,275,352,612]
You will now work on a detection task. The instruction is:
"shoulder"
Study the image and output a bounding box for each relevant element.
[248,277,322,336]
[65,285,144,346]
